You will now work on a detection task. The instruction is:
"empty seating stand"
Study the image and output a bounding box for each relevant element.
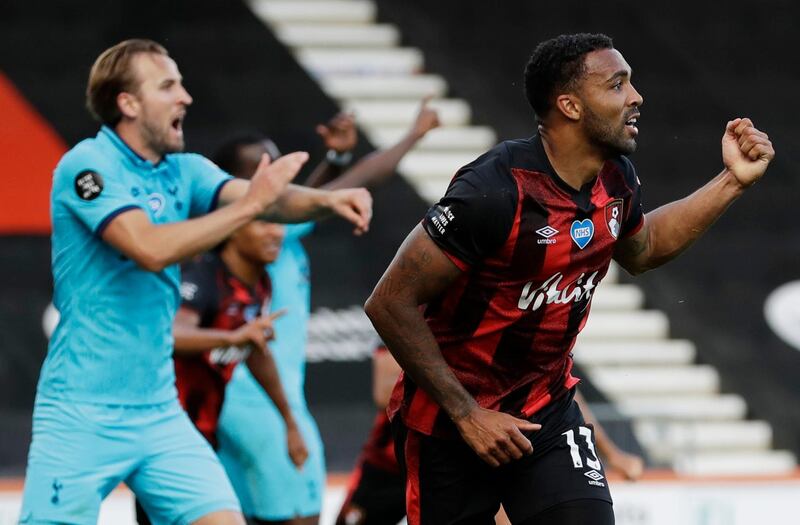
[247,0,796,478]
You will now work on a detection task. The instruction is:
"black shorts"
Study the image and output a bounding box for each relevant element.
[393,388,613,525]
[336,459,406,525]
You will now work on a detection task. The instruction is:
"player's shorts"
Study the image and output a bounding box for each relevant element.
[19,396,240,525]
[216,399,325,520]
[335,460,406,525]
[393,388,612,525]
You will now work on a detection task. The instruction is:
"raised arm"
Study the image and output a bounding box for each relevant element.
[217,147,372,236]
[614,118,774,275]
[364,225,539,467]
[321,99,440,191]
[103,152,307,272]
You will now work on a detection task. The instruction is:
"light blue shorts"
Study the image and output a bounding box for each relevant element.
[19,397,240,525]
[216,399,325,520]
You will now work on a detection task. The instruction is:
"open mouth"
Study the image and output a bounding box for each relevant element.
[624,113,640,135]
[171,114,184,134]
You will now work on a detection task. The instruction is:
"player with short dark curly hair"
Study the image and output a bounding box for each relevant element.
[366,32,774,524]
[523,33,614,121]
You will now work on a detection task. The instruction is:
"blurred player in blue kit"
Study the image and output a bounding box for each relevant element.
[20,39,372,525]
[214,101,440,525]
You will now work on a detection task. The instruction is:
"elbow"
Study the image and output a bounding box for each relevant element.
[133,248,171,273]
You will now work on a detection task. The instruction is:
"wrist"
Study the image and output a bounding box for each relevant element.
[326,149,353,167]
[720,168,750,194]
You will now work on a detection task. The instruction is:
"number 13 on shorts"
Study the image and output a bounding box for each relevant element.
[563,426,602,470]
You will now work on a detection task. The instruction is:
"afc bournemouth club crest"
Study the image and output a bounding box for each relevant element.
[605,199,624,239]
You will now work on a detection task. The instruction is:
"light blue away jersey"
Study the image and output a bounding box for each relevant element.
[41,126,231,405]
[226,222,315,407]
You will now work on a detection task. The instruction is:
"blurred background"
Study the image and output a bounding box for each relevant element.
[2,0,800,523]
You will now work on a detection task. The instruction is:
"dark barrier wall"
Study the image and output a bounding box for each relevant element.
[374,0,800,453]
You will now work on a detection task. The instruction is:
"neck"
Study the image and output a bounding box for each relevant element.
[220,245,263,288]
[539,124,607,190]
[114,121,162,164]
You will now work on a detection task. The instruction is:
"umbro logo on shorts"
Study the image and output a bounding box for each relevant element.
[584,469,606,487]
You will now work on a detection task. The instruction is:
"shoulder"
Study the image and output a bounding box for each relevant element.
[180,253,222,302]
[55,137,115,180]
[171,152,227,174]
[447,141,518,203]
[608,155,640,186]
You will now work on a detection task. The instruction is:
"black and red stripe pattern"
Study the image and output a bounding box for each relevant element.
[389,135,643,437]
[174,253,272,446]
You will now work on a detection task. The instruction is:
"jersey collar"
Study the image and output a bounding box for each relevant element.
[100,126,167,170]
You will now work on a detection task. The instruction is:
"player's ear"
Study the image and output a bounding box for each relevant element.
[117,91,140,119]
[554,94,581,122]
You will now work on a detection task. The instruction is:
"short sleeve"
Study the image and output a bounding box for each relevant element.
[179,257,219,326]
[619,157,644,238]
[53,149,142,236]
[183,154,234,217]
[422,153,518,269]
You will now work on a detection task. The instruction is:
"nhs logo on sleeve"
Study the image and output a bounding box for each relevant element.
[570,219,594,249]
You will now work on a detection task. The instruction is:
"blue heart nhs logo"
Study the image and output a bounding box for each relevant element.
[570,219,594,249]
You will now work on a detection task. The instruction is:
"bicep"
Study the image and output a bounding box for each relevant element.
[217,177,249,206]
[372,224,463,306]
[174,307,201,329]
[100,208,157,261]
[612,217,651,274]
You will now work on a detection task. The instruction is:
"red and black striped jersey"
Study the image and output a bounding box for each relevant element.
[388,134,644,437]
[174,252,271,446]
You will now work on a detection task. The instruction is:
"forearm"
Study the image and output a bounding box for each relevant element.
[304,161,342,188]
[620,169,744,274]
[323,133,418,191]
[173,326,235,355]
[105,201,257,272]
[246,348,296,425]
[259,184,334,223]
[366,296,477,421]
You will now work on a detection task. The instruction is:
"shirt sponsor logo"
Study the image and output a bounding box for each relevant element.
[209,345,250,365]
[518,271,599,311]
[74,170,103,200]
[570,219,594,249]
[605,199,624,239]
[535,225,559,245]
[180,282,198,301]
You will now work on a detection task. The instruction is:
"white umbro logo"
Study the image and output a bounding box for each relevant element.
[584,470,605,481]
[536,225,559,245]
[536,225,558,238]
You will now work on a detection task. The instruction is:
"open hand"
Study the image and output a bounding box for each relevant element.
[229,309,286,352]
[245,152,309,213]
[454,407,541,467]
[721,118,774,188]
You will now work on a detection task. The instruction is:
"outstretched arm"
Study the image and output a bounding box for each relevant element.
[365,225,540,467]
[615,118,774,274]
[103,152,307,271]
[321,98,440,191]
[304,112,358,188]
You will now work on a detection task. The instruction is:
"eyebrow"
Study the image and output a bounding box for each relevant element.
[606,70,630,83]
